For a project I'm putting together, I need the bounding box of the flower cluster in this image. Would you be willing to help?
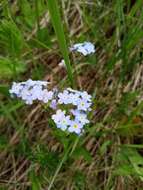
[70,41,95,56]
[9,80,92,135]
[51,88,92,134]
[9,79,53,105]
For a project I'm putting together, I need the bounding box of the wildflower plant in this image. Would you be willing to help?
[9,40,95,190]
[9,42,95,135]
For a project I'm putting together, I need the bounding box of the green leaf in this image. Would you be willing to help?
[116,147,143,178]
[17,0,36,28]
[28,145,59,176]
[0,57,26,78]
[114,164,135,176]
[0,20,24,56]
[99,140,112,155]
[29,170,41,190]
[0,85,9,96]
[129,0,143,17]
[72,146,92,163]
[0,135,9,150]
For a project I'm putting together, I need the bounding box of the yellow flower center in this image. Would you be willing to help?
[62,120,66,124]
[81,102,84,106]
[73,124,78,128]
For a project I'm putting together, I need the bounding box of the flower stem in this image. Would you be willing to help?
[48,146,70,190]
[69,136,80,157]
[48,136,80,190]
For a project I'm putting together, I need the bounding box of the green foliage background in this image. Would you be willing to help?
[1,0,143,189]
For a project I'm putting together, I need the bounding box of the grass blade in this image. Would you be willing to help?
[47,0,74,87]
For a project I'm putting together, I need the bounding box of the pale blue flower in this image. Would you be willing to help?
[71,109,89,125]
[10,82,93,135]
[67,88,92,103]
[52,109,71,131]
[25,79,48,87]
[50,99,57,110]
[52,109,65,124]
[42,90,53,103]
[58,90,70,104]
[57,88,92,111]
[56,124,67,131]
[68,93,79,105]
[68,120,83,134]
[75,113,89,125]
[70,42,95,56]
[56,115,71,131]
[80,91,92,102]
[9,82,24,97]
[77,98,92,111]
[31,85,43,100]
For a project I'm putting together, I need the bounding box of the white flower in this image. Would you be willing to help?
[71,109,89,124]
[42,90,53,103]
[70,42,95,56]
[9,82,24,97]
[68,93,79,105]
[59,59,66,68]
[31,85,43,100]
[77,98,92,111]
[52,109,71,131]
[57,115,71,131]
[80,91,92,102]
[68,120,83,134]
[58,90,70,104]
[75,113,89,124]
[50,99,57,110]
[52,110,65,124]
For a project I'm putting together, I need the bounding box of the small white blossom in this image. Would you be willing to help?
[68,120,83,134]
[50,99,57,110]
[68,93,79,105]
[52,110,65,124]
[70,42,95,56]
[52,109,71,131]
[71,109,89,125]
[31,85,43,100]
[42,90,53,103]
[80,91,92,102]
[77,98,92,111]
[59,59,66,68]
[9,82,24,97]
[9,79,52,104]
[58,90,70,104]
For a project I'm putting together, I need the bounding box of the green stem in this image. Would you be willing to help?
[48,136,80,190]
[69,136,80,157]
[35,0,40,33]
[48,146,70,190]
